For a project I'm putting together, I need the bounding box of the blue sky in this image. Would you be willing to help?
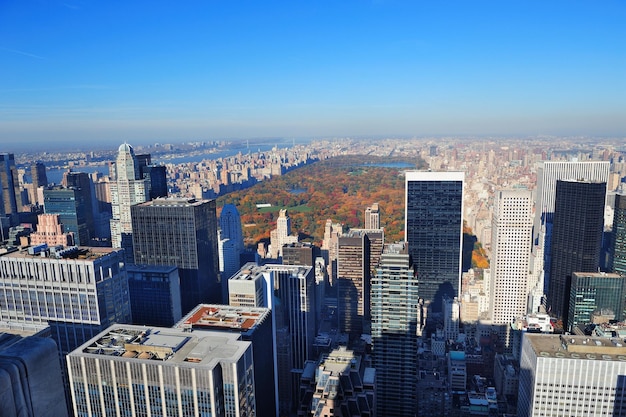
[1,1,624,150]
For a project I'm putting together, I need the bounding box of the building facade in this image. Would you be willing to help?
[610,193,626,276]
[0,153,22,216]
[126,264,182,327]
[568,272,626,331]
[337,230,371,336]
[405,171,464,314]
[131,198,221,313]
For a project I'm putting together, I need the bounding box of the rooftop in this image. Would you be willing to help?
[176,304,270,331]
[229,262,312,281]
[526,334,626,361]
[0,245,121,261]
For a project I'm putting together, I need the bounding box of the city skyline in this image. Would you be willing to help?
[1,1,625,150]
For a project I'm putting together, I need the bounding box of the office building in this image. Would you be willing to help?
[534,161,609,291]
[371,243,418,417]
[64,171,97,242]
[490,190,533,325]
[282,242,315,266]
[30,213,74,246]
[610,193,626,276]
[109,143,149,252]
[518,333,626,417]
[405,171,464,313]
[132,198,221,313]
[141,164,168,200]
[67,324,256,417]
[176,304,277,417]
[568,272,626,331]
[337,229,371,336]
[364,202,380,229]
[30,161,47,206]
[0,153,22,216]
[0,330,68,417]
[0,246,131,357]
[548,180,606,323]
[227,263,315,415]
[43,186,90,246]
[220,203,244,252]
[298,346,376,417]
[269,209,298,259]
[126,265,181,327]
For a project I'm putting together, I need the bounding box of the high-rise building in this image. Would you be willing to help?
[109,143,149,252]
[67,324,256,417]
[490,190,533,325]
[405,171,464,314]
[298,346,376,417]
[30,161,47,206]
[0,246,131,357]
[141,164,168,200]
[43,186,90,246]
[534,161,610,291]
[220,203,244,252]
[568,272,626,331]
[30,213,75,246]
[518,333,626,417]
[176,304,278,417]
[282,242,315,266]
[131,198,221,313]
[227,263,315,415]
[0,330,69,417]
[0,153,22,216]
[269,209,298,258]
[64,171,97,243]
[337,230,371,336]
[371,243,418,417]
[548,180,606,323]
[364,202,380,229]
[126,264,181,327]
[609,193,626,276]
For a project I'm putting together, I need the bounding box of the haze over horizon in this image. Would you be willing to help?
[1,1,625,150]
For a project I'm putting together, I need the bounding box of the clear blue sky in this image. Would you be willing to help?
[1,0,624,150]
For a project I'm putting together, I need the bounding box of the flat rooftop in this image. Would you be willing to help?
[0,245,121,261]
[176,304,270,331]
[526,334,626,360]
[229,262,311,281]
[73,324,249,366]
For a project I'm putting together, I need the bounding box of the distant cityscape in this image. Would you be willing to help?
[2,135,626,416]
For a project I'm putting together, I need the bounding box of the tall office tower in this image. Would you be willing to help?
[269,209,299,258]
[371,243,418,417]
[337,230,371,336]
[609,193,626,276]
[534,161,609,291]
[548,180,606,323]
[109,143,149,252]
[518,333,626,417]
[220,203,244,251]
[64,172,96,242]
[364,202,380,229]
[353,228,384,278]
[141,164,168,200]
[0,153,22,216]
[0,246,131,357]
[176,304,278,417]
[227,263,315,415]
[490,190,533,325]
[0,331,69,417]
[321,219,342,285]
[568,272,626,331]
[405,171,464,314]
[443,296,461,341]
[30,161,47,205]
[126,265,181,327]
[67,324,256,417]
[43,186,90,246]
[131,198,221,313]
[30,213,75,246]
[282,242,315,266]
[298,346,376,417]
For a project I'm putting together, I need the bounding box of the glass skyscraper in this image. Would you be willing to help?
[405,171,464,314]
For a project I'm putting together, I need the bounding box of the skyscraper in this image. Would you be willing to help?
[269,209,298,258]
[609,193,626,276]
[131,198,221,313]
[220,203,244,251]
[548,180,606,323]
[364,202,380,229]
[126,264,182,327]
[43,186,90,246]
[568,272,626,330]
[337,229,371,336]
[0,153,22,216]
[405,171,464,314]
[490,190,533,325]
[67,324,257,417]
[109,143,149,251]
[371,243,418,417]
[64,171,96,243]
[534,161,609,291]
[30,161,47,206]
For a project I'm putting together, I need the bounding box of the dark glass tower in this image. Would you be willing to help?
[405,171,464,314]
[30,161,48,205]
[548,180,606,322]
[568,272,626,331]
[0,153,22,216]
[64,172,96,243]
[43,187,90,246]
[131,198,221,314]
[610,193,626,277]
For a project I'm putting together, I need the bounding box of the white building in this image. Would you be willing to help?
[67,324,256,417]
[269,209,299,259]
[518,333,626,417]
[490,190,533,325]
